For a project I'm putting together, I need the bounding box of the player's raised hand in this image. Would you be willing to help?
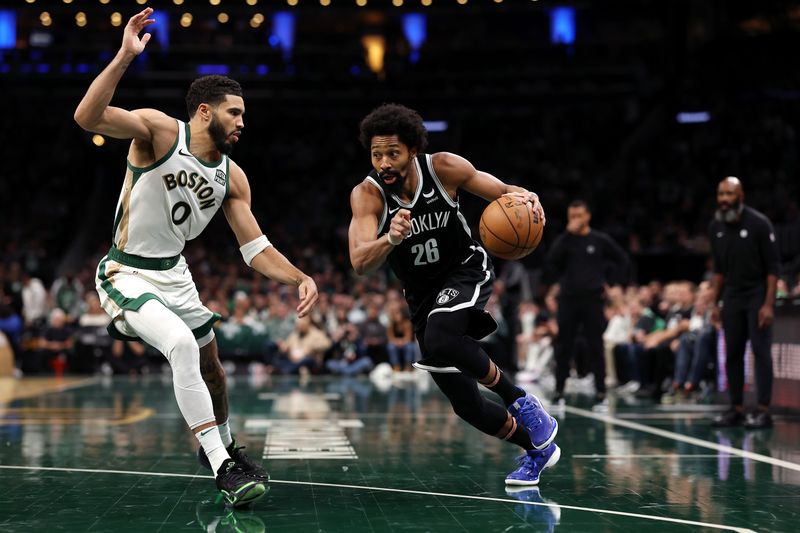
[122,8,155,56]
[296,275,319,318]
[388,209,412,245]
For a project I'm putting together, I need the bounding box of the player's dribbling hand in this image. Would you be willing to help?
[296,276,319,318]
[388,209,412,245]
[502,191,546,226]
[122,8,155,56]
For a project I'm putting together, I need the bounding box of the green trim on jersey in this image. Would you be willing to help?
[126,124,180,173]
[192,312,222,340]
[185,122,223,168]
[224,156,230,200]
[108,246,180,271]
[111,170,142,241]
[131,169,143,188]
[111,203,125,242]
[96,255,167,342]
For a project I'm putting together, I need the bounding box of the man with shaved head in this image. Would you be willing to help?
[709,177,780,429]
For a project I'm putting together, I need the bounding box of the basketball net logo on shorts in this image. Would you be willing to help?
[436,288,460,305]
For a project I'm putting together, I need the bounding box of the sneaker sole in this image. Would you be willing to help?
[222,482,267,509]
[531,417,558,450]
[505,445,561,486]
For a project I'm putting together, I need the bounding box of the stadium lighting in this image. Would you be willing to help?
[273,12,296,59]
[393,0,403,7]
[423,121,448,132]
[550,7,576,45]
[287,0,299,6]
[362,35,385,75]
[180,13,192,28]
[63,0,73,4]
[111,12,122,27]
[457,0,468,4]
[402,13,426,64]
[422,0,432,6]
[320,0,331,5]
[99,0,110,5]
[676,111,711,124]
[25,0,36,4]
[357,0,367,6]
[173,0,184,5]
[210,0,221,6]
[92,135,105,147]
[218,13,229,23]
[0,10,15,49]
[40,12,52,27]
[75,12,87,27]
[247,0,259,5]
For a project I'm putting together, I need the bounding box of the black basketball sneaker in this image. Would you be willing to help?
[200,440,270,482]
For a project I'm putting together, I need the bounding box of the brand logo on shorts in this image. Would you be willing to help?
[214,169,227,186]
[436,288,460,305]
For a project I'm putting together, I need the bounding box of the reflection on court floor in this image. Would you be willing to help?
[0,375,797,532]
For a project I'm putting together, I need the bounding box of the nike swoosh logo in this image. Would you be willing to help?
[460,253,474,264]
[389,207,400,214]
[422,188,435,198]
[178,149,194,158]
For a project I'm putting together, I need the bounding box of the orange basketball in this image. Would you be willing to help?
[479,197,544,260]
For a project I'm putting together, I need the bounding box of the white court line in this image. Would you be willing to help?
[564,405,800,473]
[572,454,728,459]
[0,464,754,532]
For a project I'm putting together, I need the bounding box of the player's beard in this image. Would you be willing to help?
[379,169,406,194]
[208,114,234,155]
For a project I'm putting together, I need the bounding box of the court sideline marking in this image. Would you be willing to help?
[564,405,800,473]
[0,464,754,532]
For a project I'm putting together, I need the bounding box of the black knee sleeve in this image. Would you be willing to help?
[424,311,489,378]
[432,372,508,436]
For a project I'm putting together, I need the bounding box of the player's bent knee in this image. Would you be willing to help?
[163,329,200,367]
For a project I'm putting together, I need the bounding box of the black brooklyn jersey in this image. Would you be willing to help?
[365,153,479,291]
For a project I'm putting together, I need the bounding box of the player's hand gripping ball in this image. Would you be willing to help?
[479,195,544,260]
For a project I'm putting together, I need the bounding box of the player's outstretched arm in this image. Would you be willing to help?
[223,162,319,317]
[432,152,545,225]
[348,182,409,275]
[74,8,169,141]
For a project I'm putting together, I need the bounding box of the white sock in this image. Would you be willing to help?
[196,426,230,474]
[218,419,233,448]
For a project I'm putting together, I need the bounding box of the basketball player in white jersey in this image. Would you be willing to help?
[74,8,318,508]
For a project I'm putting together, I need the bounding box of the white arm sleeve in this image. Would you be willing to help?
[240,235,272,266]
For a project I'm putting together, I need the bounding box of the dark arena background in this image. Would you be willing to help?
[1,1,800,531]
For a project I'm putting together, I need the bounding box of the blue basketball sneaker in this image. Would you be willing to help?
[505,443,561,486]
[508,393,558,450]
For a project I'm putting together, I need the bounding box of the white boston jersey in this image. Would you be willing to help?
[111,120,229,257]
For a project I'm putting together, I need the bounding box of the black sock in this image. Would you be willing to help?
[506,424,534,451]
[479,361,526,406]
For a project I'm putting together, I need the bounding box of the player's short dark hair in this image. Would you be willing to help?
[568,199,590,212]
[185,75,243,118]
[359,103,428,152]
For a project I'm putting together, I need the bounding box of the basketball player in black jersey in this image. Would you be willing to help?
[349,104,560,486]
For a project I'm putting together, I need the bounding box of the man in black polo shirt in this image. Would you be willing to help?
[546,200,629,407]
[709,177,780,429]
